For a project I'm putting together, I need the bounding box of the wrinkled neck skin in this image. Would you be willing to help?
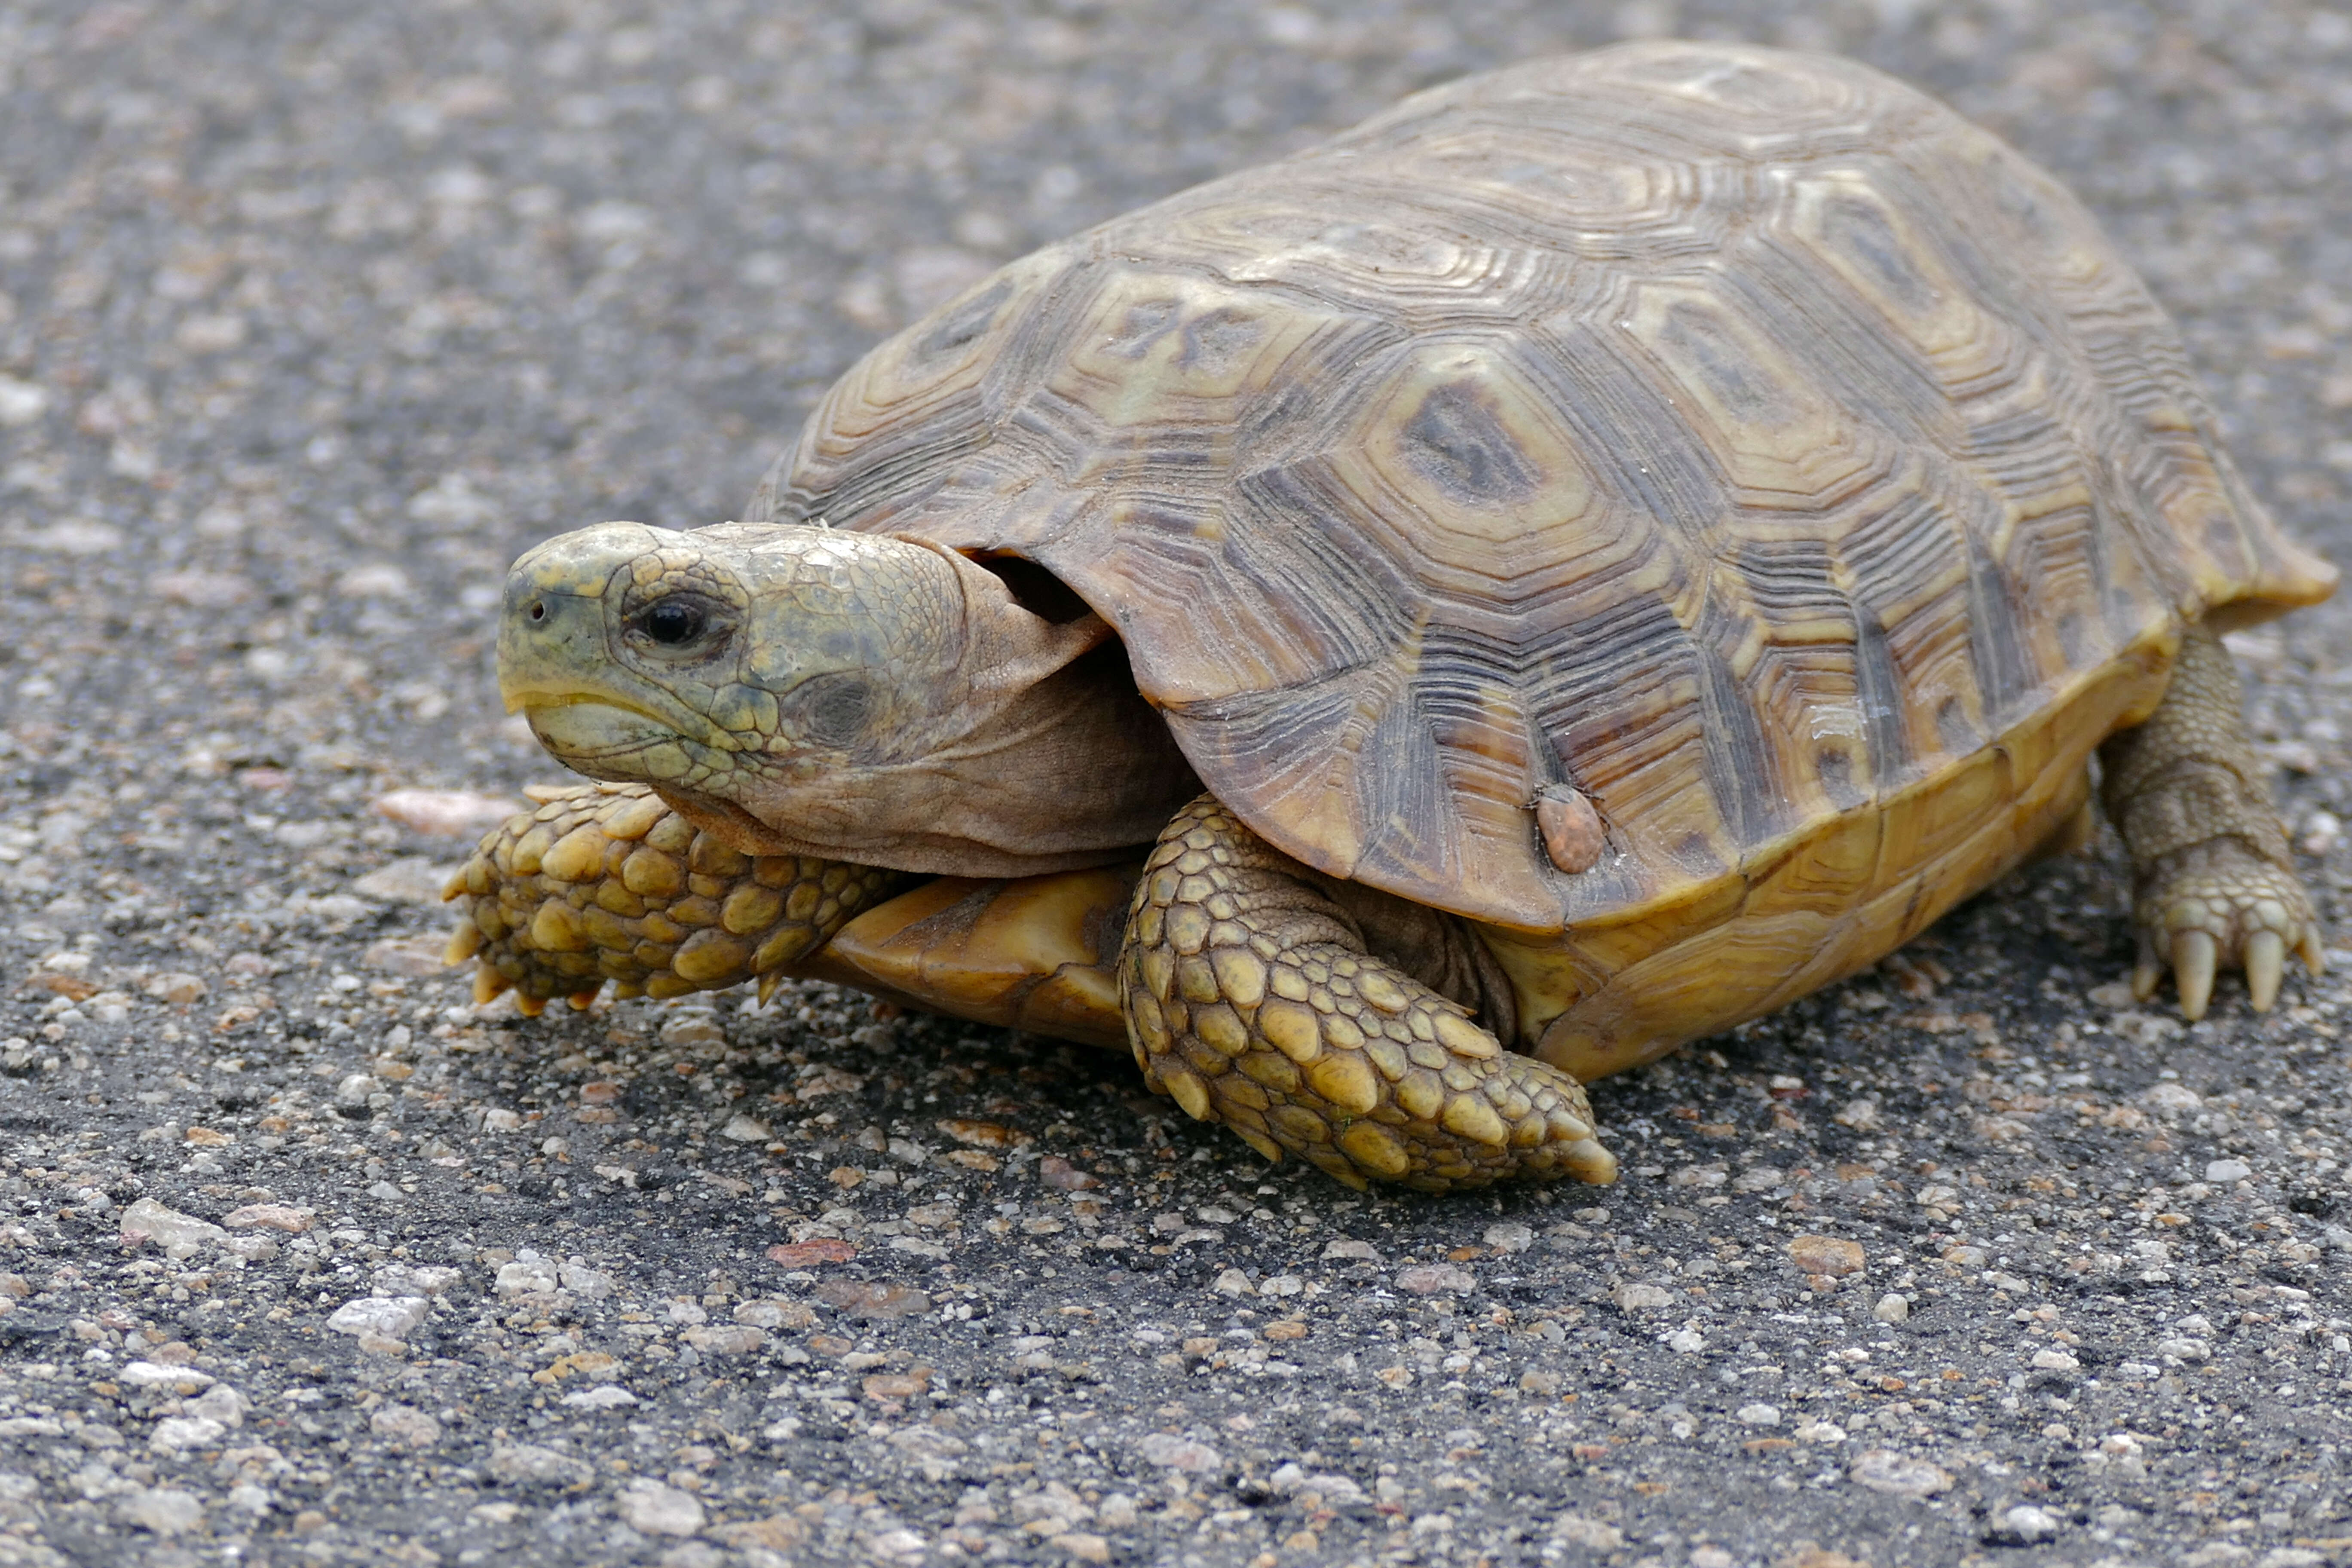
[638,525,1198,877]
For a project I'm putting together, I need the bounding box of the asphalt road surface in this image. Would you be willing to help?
[2,2,2350,1565]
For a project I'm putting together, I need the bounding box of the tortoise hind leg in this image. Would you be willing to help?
[2099,622,2325,1019]
[1121,796,1616,1191]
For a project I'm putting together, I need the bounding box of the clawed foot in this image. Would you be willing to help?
[442,782,900,1014]
[2130,837,2326,1020]
[1124,797,1618,1191]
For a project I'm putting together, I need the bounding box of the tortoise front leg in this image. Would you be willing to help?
[1122,796,1616,1192]
[444,783,905,1012]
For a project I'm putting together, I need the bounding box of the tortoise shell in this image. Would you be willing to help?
[750,40,2333,997]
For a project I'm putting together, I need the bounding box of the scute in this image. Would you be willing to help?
[757,41,2336,946]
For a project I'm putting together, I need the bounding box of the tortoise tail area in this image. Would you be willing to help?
[1482,638,2168,1081]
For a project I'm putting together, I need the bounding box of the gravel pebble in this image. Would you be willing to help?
[1850,1450,1957,1498]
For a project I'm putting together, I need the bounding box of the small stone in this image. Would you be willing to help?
[1481,1221,1534,1253]
[2204,1158,2252,1184]
[1612,1283,1674,1311]
[1519,1369,1562,1395]
[372,788,527,836]
[494,1259,560,1296]
[373,1263,460,1295]
[1038,1155,1100,1190]
[1735,1403,1782,1427]
[363,935,451,977]
[658,1012,727,1047]
[1136,1433,1222,1472]
[225,1203,315,1232]
[1395,1263,1475,1296]
[352,857,465,905]
[2030,1347,2079,1371]
[0,376,51,426]
[1049,1532,1111,1564]
[720,1114,770,1143]
[728,1300,803,1330]
[1849,1449,1954,1497]
[1667,1328,1706,1354]
[118,1197,225,1252]
[1993,1504,2061,1543]
[1553,1516,1624,1550]
[937,1118,1030,1148]
[1786,1234,1865,1277]
[616,1479,705,1537]
[151,570,254,607]
[370,1405,443,1448]
[186,1385,246,1427]
[560,1262,615,1299]
[563,1385,639,1409]
[148,1417,227,1453]
[141,972,208,1004]
[886,1427,970,1463]
[1321,1238,1378,1263]
[2157,1336,2211,1363]
[1872,1293,1910,1324]
[811,1280,931,1320]
[116,1486,205,1534]
[119,1361,215,1392]
[683,1325,766,1355]
[487,1442,594,1488]
[325,1295,430,1340]
[1210,1268,1253,1296]
[768,1240,856,1268]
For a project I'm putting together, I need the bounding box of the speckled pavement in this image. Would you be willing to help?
[2,3,2350,1565]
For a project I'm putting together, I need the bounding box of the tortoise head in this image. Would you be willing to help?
[496,520,1196,876]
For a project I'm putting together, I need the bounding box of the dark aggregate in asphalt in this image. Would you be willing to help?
[2,1,2351,1565]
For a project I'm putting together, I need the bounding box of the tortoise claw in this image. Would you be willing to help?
[444,922,485,964]
[2243,929,2285,1013]
[2170,928,2217,1022]
[2130,838,2323,1020]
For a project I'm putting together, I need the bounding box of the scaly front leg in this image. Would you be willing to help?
[1121,796,1615,1192]
[444,783,906,1012]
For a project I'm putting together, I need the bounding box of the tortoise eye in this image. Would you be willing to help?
[642,602,704,645]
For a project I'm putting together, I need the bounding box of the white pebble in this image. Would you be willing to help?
[115,1486,205,1534]
[148,1417,227,1454]
[2204,1158,2252,1185]
[2000,1504,2061,1542]
[614,1479,704,1537]
[325,1295,430,1340]
[1873,1293,1910,1323]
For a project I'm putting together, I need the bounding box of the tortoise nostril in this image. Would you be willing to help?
[528,601,547,623]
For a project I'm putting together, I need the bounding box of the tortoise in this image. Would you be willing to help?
[443,42,2334,1192]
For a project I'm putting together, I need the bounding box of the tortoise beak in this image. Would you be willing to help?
[496,523,736,781]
